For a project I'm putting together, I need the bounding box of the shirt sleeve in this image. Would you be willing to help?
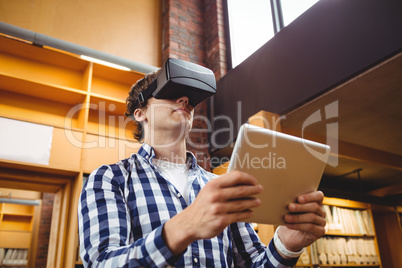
[78,165,182,268]
[231,222,299,267]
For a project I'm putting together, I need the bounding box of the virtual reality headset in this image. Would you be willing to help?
[136,58,217,107]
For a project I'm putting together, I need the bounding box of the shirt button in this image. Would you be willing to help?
[177,193,182,198]
[194,257,198,263]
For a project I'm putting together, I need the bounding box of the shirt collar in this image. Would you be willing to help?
[137,143,198,170]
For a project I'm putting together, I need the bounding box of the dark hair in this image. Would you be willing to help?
[125,70,160,142]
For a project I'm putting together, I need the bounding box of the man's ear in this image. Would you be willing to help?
[134,108,147,122]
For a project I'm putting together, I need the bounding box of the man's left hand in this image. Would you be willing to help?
[279,190,326,252]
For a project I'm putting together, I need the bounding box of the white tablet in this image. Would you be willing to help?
[227,123,330,225]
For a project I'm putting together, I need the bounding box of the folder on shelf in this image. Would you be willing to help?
[0,248,5,264]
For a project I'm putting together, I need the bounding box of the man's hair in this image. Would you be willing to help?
[125,70,160,142]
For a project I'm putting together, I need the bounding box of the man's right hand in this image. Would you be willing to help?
[162,171,263,255]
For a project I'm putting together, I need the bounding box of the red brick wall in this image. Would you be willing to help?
[205,0,228,80]
[35,193,55,268]
[162,0,227,170]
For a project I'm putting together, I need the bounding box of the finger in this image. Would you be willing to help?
[217,184,263,201]
[297,191,324,205]
[288,202,326,218]
[217,171,259,188]
[227,209,255,223]
[221,198,261,214]
[284,212,327,227]
[285,222,326,238]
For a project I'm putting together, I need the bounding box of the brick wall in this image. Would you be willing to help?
[35,193,55,268]
[204,0,228,80]
[162,0,227,171]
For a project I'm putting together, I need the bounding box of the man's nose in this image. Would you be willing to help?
[176,96,189,105]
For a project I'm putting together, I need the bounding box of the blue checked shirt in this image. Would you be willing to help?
[78,143,299,267]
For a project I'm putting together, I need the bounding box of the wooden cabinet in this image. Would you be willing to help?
[0,203,36,267]
[0,35,142,140]
[296,197,382,267]
[370,204,402,267]
[0,34,145,267]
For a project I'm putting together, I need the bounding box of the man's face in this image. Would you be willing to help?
[144,96,194,139]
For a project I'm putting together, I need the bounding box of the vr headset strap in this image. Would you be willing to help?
[136,79,157,106]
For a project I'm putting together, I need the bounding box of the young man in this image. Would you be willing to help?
[78,67,326,267]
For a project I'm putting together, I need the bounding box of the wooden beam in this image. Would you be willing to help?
[47,189,62,268]
[0,168,71,184]
[282,127,402,171]
[56,181,70,268]
[248,111,282,131]
[0,159,80,176]
[29,200,42,268]
[0,179,61,193]
[369,184,402,197]
[64,174,83,268]
[47,183,70,268]
[212,161,229,175]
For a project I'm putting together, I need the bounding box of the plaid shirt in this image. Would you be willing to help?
[78,143,299,267]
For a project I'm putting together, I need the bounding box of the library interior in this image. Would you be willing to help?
[0,0,401,267]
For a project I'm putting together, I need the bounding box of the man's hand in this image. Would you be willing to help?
[278,191,326,252]
[163,171,263,255]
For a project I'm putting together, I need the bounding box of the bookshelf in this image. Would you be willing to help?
[296,197,382,267]
[0,203,36,267]
[0,34,145,267]
[211,111,389,268]
[0,35,142,136]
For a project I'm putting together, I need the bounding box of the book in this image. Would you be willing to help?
[310,237,379,265]
[1,248,29,265]
[0,248,5,264]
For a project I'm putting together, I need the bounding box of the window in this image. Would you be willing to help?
[226,0,274,68]
[226,0,320,68]
[281,0,319,26]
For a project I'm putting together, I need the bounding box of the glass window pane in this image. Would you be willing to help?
[227,0,274,67]
[281,0,319,26]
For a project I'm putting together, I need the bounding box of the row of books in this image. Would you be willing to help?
[297,237,379,266]
[323,205,375,235]
[0,248,28,266]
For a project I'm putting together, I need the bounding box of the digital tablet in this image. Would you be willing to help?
[227,123,331,225]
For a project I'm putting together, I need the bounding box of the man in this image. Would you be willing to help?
[78,62,326,267]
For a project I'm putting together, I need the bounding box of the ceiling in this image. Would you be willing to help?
[280,52,402,205]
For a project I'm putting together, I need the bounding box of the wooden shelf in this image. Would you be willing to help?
[89,93,127,116]
[0,34,146,267]
[0,248,29,267]
[0,73,87,105]
[0,35,88,72]
[0,230,32,248]
[0,264,28,268]
[1,263,28,267]
[0,90,84,130]
[86,107,135,140]
[324,232,376,238]
[316,265,380,267]
[1,215,32,231]
[1,204,34,215]
[296,197,382,268]
[0,203,34,248]
[0,53,87,92]
[92,63,143,85]
[91,64,142,102]
[323,197,370,210]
